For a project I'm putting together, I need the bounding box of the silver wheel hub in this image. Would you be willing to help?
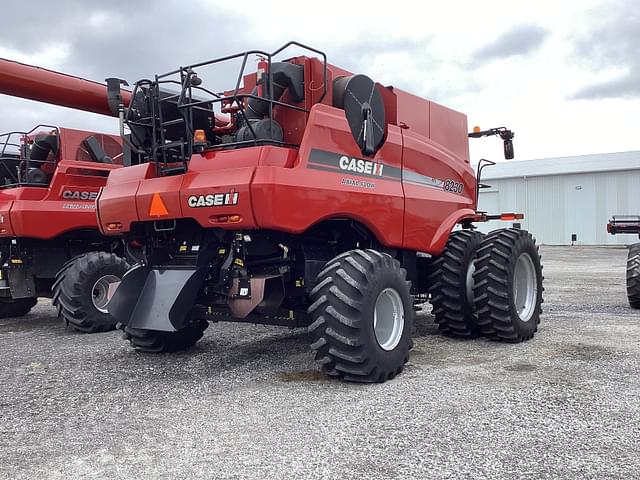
[92,274,120,314]
[513,253,537,322]
[373,288,405,351]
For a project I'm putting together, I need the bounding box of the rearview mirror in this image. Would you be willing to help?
[504,139,514,160]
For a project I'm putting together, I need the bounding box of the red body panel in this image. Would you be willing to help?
[96,163,153,233]
[253,104,405,247]
[0,128,122,239]
[401,129,476,252]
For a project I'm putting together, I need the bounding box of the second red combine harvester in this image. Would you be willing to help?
[100,42,544,382]
[0,60,132,330]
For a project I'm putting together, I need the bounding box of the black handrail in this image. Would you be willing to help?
[123,42,328,174]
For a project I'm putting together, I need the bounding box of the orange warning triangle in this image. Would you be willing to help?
[149,192,169,217]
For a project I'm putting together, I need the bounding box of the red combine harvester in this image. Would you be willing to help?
[607,216,640,308]
[99,42,543,382]
[0,59,132,330]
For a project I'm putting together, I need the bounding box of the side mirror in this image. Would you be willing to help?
[468,126,515,160]
[504,139,514,159]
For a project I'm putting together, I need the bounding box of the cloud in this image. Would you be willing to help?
[1,0,639,161]
[0,0,255,133]
[569,0,640,99]
[0,0,248,84]
[571,75,640,100]
[472,24,549,63]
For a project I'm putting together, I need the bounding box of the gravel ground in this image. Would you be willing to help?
[1,245,639,479]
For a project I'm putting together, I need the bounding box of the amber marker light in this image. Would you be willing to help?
[210,214,242,224]
[194,129,207,143]
[500,213,524,221]
[107,222,123,231]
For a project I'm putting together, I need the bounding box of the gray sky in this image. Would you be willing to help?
[0,0,638,162]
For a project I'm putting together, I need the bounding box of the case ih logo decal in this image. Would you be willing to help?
[188,191,239,208]
[62,190,98,200]
[307,149,400,180]
[338,156,384,176]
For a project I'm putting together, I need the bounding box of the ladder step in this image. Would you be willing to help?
[157,140,186,149]
[161,166,187,175]
[161,118,185,127]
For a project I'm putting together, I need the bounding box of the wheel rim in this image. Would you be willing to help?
[513,253,537,322]
[373,287,405,351]
[92,275,120,313]
[465,260,476,307]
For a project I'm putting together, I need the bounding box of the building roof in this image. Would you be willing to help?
[475,151,640,180]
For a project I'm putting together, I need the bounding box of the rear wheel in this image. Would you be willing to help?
[52,252,129,333]
[122,320,209,353]
[627,243,640,309]
[308,249,414,383]
[0,297,37,318]
[474,229,544,342]
[428,230,484,338]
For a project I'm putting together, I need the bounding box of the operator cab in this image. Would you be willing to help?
[0,126,120,188]
[0,126,60,187]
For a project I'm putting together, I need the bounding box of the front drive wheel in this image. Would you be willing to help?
[627,243,640,309]
[52,252,129,333]
[308,249,414,383]
[0,297,37,318]
[122,320,209,353]
[473,229,544,342]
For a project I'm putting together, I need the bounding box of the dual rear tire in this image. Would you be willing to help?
[473,229,544,342]
[429,228,544,342]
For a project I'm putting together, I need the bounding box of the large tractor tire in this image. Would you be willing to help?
[473,229,544,342]
[0,297,37,318]
[308,249,414,383]
[627,243,640,309]
[122,320,209,353]
[52,251,129,333]
[428,230,484,338]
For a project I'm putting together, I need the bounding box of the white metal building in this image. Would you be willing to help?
[475,151,640,245]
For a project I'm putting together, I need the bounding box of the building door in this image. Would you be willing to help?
[565,176,596,245]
